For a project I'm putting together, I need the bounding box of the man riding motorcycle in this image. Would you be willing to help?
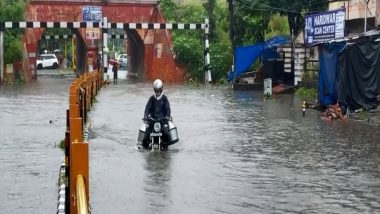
[142,79,171,149]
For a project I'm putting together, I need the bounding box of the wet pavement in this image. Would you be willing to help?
[89,78,380,213]
[1,74,380,213]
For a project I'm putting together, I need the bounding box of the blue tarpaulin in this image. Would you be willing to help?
[262,48,279,61]
[228,36,289,81]
[318,42,346,106]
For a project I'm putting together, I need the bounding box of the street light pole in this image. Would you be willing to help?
[227,0,236,84]
[228,0,235,48]
[0,30,3,84]
[102,16,108,79]
[364,0,369,32]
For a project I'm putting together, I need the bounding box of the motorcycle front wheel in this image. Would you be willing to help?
[160,145,168,151]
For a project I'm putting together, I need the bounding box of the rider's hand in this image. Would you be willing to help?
[143,116,148,121]
[164,116,170,121]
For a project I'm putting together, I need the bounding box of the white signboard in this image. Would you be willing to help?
[305,8,346,45]
[264,78,272,96]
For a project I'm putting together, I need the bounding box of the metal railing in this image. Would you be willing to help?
[76,175,88,214]
[57,68,103,214]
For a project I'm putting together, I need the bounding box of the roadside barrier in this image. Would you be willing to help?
[59,69,103,214]
[302,101,306,117]
[76,175,88,214]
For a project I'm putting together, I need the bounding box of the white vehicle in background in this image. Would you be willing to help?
[36,54,59,69]
[117,54,128,69]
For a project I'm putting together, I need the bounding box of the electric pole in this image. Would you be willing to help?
[364,0,369,32]
[227,0,236,83]
[0,30,3,84]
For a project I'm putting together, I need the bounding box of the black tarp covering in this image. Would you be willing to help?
[338,41,380,110]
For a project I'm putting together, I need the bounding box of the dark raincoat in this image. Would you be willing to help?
[144,94,171,119]
[142,94,171,146]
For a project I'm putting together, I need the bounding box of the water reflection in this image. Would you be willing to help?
[143,151,172,210]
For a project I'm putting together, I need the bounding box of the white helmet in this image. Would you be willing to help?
[153,79,163,93]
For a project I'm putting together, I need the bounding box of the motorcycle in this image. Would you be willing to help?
[137,117,179,151]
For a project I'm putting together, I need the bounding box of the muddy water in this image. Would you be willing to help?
[1,75,379,213]
[89,79,380,214]
[0,77,73,213]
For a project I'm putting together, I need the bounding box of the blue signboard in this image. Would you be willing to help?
[305,8,345,45]
[82,6,102,22]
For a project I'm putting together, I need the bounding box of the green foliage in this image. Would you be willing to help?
[173,36,204,81]
[0,0,26,64]
[0,0,25,21]
[160,0,178,21]
[177,4,206,23]
[233,0,329,45]
[167,0,329,83]
[233,1,273,45]
[170,3,206,42]
[304,62,319,82]
[357,110,370,120]
[209,42,232,81]
[59,139,65,150]
[265,14,289,39]
[161,0,329,83]
[295,87,317,99]
[161,0,232,83]
[43,29,71,36]
[215,4,230,42]
[3,37,23,64]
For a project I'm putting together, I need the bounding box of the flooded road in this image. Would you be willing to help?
[0,76,73,213]
[89,78,380,213]
[1,74,380,213]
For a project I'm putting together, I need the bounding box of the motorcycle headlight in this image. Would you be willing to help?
[154,122,161,132]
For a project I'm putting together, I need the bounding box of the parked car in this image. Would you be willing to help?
[36,54,59,69]
[117,54,128,63]
[117,54,128,69]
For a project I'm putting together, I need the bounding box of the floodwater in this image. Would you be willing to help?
[0,75,73,213]
[1,74,380,213]
[89,79,380,213]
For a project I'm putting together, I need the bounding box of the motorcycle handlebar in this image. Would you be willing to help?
[142,117,171,122]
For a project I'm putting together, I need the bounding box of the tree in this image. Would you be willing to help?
[160,0,232,83]
[0,0,26,64]
[160,0,178,21]
[265,14,289,40]
[168,2,207,81]
[233,0,329,44]
[277,0,328,38]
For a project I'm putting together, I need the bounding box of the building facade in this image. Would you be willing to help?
[329,0,380,34]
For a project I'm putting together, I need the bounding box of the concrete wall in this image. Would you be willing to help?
[329,0,380,32]
[329,0,377,20]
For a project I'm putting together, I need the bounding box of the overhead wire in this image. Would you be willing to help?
[235,0,347,32]
[236,0,331,33]
[237,0,329,14]
[292,0,328,8]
